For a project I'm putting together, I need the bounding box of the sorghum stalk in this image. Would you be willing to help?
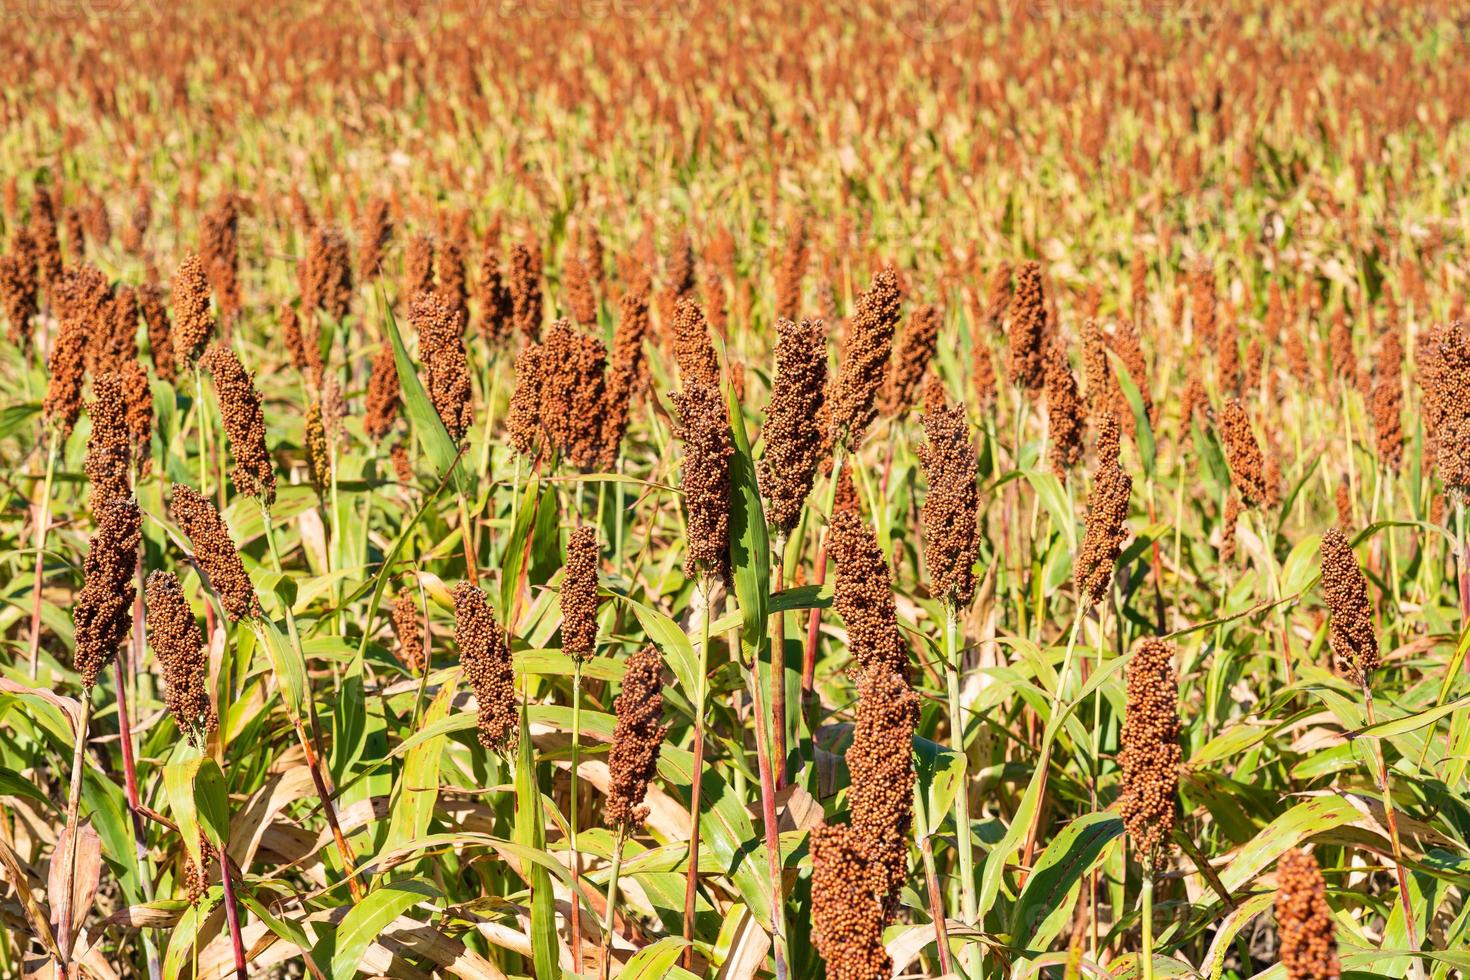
[55,691,93,964]
[25,430,58,678]
[599,825,627,980]
[259,503,364,901]
[743,611,790,980]
[680,575,714,971]
[943,602,977,977]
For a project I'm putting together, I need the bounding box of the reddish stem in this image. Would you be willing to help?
[218,850,248,979]
[800,538,829,733]
[920,836,954,975]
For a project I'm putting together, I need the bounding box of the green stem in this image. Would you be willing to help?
[1141,871,1155,980]
[943,603,978,979]
[570,656,584,966]
[1019,604,1086,877]
[680,576,713,971]
[600,825,628,980]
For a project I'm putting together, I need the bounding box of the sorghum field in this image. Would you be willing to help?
[1,1,1468,978]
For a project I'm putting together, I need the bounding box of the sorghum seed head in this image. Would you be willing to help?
[760,317,829,533]
[73,497,141,688]
[305,225,353,321]
[829,510,909,679]
[830,268,901,449]
[1075,414,1132,604]
[170,483,261,622]
[138,282,175,382]
[1007,261,1047,390]
[560,526,600,662]
[846,664,919,914]
[1318,527,1379,687]
[145,570,217,746]
[364,340,401,443]
[452,581,517,752]
[598,288,652,468]
[1275,849,1340,980]
[510,241,543,340]
[673,379,733,580]
[412,291,473,443]
[356,197,393,282]
[171,253,215,368]
[85,373,133,513]
[391,587,424,673]
[811,822,893,980]
[202,344,276,506]
[879,303,941,418]
[43,315,87,438]
[508,341,545,459]
[917,391,979,607]
[605,645,669,828]
[672,297,720,389]
[1218,397,1269,507]
[1117,637,1180,867]
[1043,338,1086,472]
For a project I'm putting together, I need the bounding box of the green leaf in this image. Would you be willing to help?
[724,379,769,656]
[1023,469,1075,547]
[622,936,694,978]
[380,295,467,497]
[1110,352,1156,478]
[515,702,562,980]
[383,684,452,867]
[1350,692,1470,741]
[621,593,700,700]
[162,757,204,866]
[1219,796,1361,893]
[912,736,965,841]
[193,758,231,851]
[322,877,438,980]
[1010,811,1123,950]
[500,470,541,627]
[254,616,307,722]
